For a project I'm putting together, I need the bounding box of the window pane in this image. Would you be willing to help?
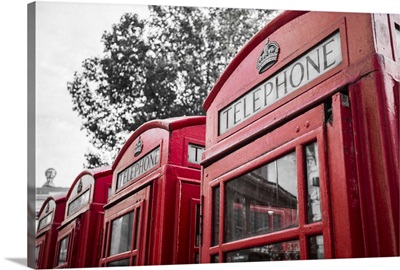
[67,189,90,216]
[224,152,298,242]
[305,142,322,223]
[395,23,400,56]
[109,212,134,256]
[309,235,324,259]
[38,212,53,231]
[212,186,220,246]
[134,208,140,250]
[211,254,219,263]
[195,203,201,247]
[107,258,130,267]
[132,256,137,266]
[35,246,40,264]
[58,236,69,265]
[102,223,109,258]
[225,239,300,262]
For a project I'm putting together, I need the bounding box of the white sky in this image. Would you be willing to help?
[1,0,400,269]
[35,2,150,188]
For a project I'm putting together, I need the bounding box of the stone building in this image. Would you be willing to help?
[36,168,69,228]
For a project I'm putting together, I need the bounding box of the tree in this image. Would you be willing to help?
[67,5,277,168]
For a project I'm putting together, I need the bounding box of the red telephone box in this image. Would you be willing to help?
[54,166,112,268]
[200,11,399,263]
[98,116,205,267]
[35,194,66,269]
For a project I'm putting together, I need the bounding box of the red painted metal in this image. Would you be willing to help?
[326,92,363,258]
[53,166,112,269]
[99,116,206,266]
[201,10,399,263]
[35,194,66,269]
[201,105,333,262]
[35,10,399,267]
[348,71,399,256]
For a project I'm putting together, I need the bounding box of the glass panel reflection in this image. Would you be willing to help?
[38,212,53,231]
[134,208,140,250]
[107,258,130,267]
[395,24,400,56]
[195,204,201,247]
[35,245,40,265]
[109,212,134,256]
[309,235,324,259]
[211,255,219,263]
[225,239,300,262]
[212,186,220,246]
[224,152,298,242]
[67,189,90,216]
[305,142,321,223]
[58,236,69,265]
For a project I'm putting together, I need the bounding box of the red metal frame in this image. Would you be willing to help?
[35,194,66,269]
[100,185,150,266]
[188,197,201,263]
[99,116,206,266]
[202,105,334,262]
[348,71,399,257]
[172,178,202,264]
[54,166,112,268]
[201,10,399,263]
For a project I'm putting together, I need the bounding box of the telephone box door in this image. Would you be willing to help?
[202,92,362,262]
[174,180,201,264]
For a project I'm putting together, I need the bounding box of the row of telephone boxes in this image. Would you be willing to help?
[35,10,399,269]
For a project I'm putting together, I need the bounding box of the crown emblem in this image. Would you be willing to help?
[77,179,83,194]
[256,38,279,74]
[134,137,143,157]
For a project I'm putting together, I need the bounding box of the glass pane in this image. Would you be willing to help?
[305,142,322,223]
[67,189,90,216]
[194,253,199,264]
[107,258,130,267]
[132,256,137,266]
[134,208,140,250]
[58,236,69,265]
[225,239,300,262]
[395,23,400,56]
[309,235,324,259]
[212,186,220,246]
[224,152,298,242]
[195,203,201,247]
[211,255,219,263]
[109,212,134,256]
[38,212,53,231]
[102,223,109,258]
[35,246,40,264]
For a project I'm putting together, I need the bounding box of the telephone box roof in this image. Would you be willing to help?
[203,10,307,110]
[65,165,112,200]
[37,193,67,218]
[112,116,206,170]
